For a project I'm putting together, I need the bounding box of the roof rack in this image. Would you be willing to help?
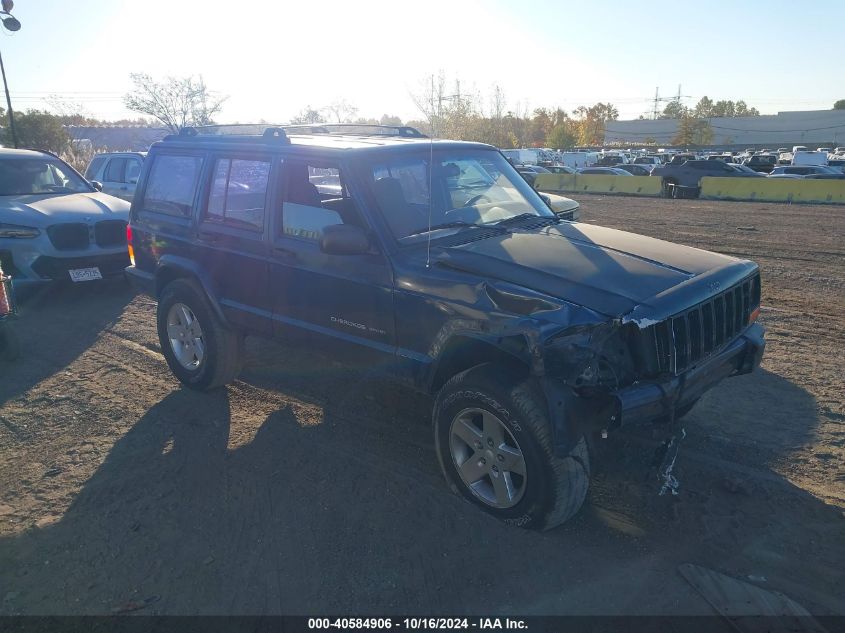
[162,123,427,143]
[283,124,427,138]
[163,125,291,144]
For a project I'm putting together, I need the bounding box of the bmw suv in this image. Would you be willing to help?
[0,148,131,285]
[126,124,765,530]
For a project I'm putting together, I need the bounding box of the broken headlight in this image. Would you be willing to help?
[543,323,636,391]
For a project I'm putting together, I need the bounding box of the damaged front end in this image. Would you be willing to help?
[536,270,766,458]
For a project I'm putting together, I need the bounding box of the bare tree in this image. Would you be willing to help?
[322,99,359,123]
[123,73,227,133]
[290,106,325,124]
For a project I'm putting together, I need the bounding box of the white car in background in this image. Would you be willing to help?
[0,149,130,285]
[84,151,146,201]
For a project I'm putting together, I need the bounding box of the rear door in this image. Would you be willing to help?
[268,156,395,365]
[194,153,274,336]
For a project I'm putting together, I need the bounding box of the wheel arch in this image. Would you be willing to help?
[154,256,228,326]
[427,334,532,395]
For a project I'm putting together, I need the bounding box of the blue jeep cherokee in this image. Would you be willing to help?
[126,124,765,529]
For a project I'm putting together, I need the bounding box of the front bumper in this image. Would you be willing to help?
[1,236,128,284]
[614,323,765,426]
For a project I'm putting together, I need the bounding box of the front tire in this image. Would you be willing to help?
[156,278,243,390]
[433,364,590,530]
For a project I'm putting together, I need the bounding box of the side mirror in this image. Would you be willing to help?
[90,180,103,191]
[320,224,370,256]
[539,194,553,209]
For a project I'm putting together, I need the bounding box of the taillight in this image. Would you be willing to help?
[126,223,135,266]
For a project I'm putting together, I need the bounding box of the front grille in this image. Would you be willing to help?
[47,223,89,251]
[31,252,130,280]
[632,273,761,376]
[95,220,128,247]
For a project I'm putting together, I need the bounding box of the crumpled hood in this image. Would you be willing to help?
[0,192,130,227]
[434,221,747,317]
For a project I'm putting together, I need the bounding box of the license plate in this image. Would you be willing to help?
[68,267,103,282]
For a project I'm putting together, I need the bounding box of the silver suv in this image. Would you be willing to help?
[84,151,146,201]
[0,148,131,285]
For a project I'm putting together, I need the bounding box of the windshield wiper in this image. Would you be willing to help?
[492,212,557,226]
[404,220,508,239]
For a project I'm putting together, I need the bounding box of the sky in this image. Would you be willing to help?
[1,0,844,124]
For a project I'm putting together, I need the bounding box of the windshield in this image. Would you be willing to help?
[364,149,555,243]
[0,159,92,196]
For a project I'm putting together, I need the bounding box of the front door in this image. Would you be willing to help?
[268,158,395,366]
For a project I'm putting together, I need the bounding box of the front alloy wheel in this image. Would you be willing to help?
[449,407,527,508]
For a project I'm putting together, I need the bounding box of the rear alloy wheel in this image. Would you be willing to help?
[166,303,205,370]
[157,278,243,390]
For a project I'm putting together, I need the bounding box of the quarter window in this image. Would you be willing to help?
[141,154,204,217]
[206,158,271,231]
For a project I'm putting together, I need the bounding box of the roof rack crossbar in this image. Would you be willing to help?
[283,124,427,138]
[163,125,291,144]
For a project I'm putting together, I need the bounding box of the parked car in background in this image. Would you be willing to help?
[615,164,653,176]
[85,152,147,201]
[741,154,778,173]
[0,149,130,285]
[769,165,843,177]
[652,159,763,196]
[577,167,632,176]
[544,165,577,174]
[668,153,696,165]
[728,164,768,176]
[633,155,662,166]
[514,164,551,186]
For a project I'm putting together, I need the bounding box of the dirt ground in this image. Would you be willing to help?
[0,196,843,619]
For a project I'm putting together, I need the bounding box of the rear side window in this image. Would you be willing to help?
[85,155,107,180]
[206,158,271,231]
[104,157,126,182]
[142,154,204,217]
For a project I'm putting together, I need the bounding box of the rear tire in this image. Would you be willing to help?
[434,364,590,530]
[156,278,243,390]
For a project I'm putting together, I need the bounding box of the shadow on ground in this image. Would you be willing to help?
[0,279,133,409]
[1,335,843,617]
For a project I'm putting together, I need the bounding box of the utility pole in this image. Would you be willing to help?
[0,51,17,148]
[653,87,659,120]
[0,0,21,149]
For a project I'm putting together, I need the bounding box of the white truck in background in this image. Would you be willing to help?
[792,151,829,166]
[558,151,600,169]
